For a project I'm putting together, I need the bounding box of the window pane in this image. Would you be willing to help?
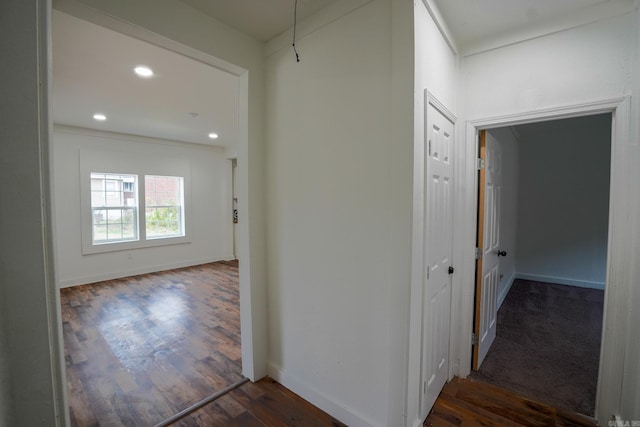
[93,224,107,242]
[144,175,184,239]
[91,173,139,244]
[107,223,123,239]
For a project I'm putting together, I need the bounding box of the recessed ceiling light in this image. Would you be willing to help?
[134,66,154,78]
[208,133,219,139]
[93,113,107,121]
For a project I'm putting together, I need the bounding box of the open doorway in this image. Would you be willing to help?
[59,262,241,425]
[51,9,249,425]
[471,114,611,416]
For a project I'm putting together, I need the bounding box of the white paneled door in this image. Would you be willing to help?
[421,97,455,417]
[473,130,502,370]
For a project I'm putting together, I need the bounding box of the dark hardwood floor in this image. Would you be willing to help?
[425,377,598,427]
[62,261,345,427]
[61,261,244,426]
[68,262,595,427]
[172,378,346,427]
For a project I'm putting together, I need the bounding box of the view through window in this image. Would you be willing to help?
[145,175,185,239]
[90,173,138,244]
[90,173,185,245]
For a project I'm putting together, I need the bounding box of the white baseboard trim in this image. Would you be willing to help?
[497,272,517,309]
[515,273,605,290]
[267,361,378,427]
[57,256,229,288]
[412,417,426,427]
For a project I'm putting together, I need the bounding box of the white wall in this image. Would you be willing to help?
[52,126,233,287]
[514,115,611,289]
[461,9,640,424]
[485,128,519,306]
[408,1,460,425]
[0,0,65,424]
[463,12,636,119]
[414,1,457,111]
[264,0,413,425]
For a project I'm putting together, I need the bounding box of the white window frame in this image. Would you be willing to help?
[90,172,139,244]
[80,149,192,255]
[144,175,186,240]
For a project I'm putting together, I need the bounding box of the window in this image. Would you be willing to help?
[87,172,187,251]
[145,175,185,239]
[81,149,191,255]
[90,173,138,244]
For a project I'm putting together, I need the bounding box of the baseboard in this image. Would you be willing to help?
[497,272,517,309]
[515,273,605,290]
[57,256,228,288]
[267,361,378,427]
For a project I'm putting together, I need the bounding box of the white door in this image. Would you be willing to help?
[472,130,503,370]
[421,99,454,416]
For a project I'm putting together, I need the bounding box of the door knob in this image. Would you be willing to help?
[497,250,507,257]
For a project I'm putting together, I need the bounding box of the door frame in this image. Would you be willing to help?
[456,96,632,425]
[49,2,265,423]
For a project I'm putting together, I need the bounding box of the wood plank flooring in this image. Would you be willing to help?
[173,378,346,427]
[425,377,598,427]
[61,261,244,426]
[66,262,597,427]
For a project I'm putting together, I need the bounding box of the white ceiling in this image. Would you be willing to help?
[431,0,614,49]
[52,10,239,148]
[180,0,342,41]
[52,1,617,148]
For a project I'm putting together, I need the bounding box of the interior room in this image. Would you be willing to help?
[2,1,639,427]
[51,10,244,425]
[470,114,612,417]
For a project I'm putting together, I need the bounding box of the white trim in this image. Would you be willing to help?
[42,1,68,425]
[458,96,633,427]
[406,91,427,427]
[267,362,378,427]
[426,91,457,123]
[420,0,458,54]
[596,95,634,425]
[515,273,605,291]
[469,97,626,129]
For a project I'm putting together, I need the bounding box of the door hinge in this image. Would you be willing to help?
[448,266,454,275]
[423,380,427,394]
[477,158,485,170]
[472,333,479,345]
[428,139,432,156]
[475,247,482,260]
[426,265,430,280]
